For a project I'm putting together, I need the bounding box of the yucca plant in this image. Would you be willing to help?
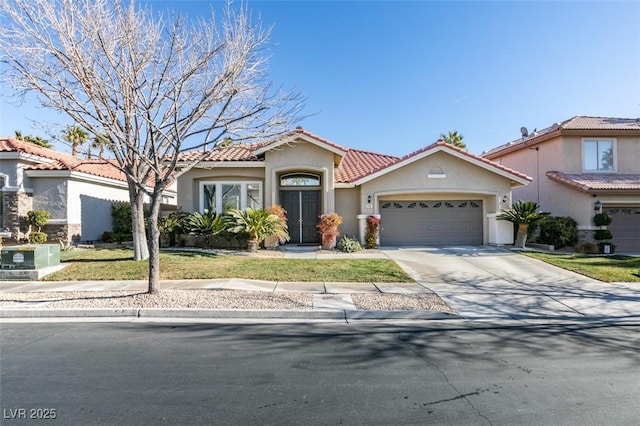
[227,208,290,252]
[497,201,549,248]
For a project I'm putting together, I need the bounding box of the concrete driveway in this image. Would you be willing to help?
[383,246,640,322]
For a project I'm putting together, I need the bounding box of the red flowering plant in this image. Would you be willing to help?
[365,216,380,249]
[316,212,343,250]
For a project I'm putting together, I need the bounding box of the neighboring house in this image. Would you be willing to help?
[176,127,531,246]
[0,137,177,243]
[484,116,640,252]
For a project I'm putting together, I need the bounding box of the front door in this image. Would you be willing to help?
[280,190,321,244]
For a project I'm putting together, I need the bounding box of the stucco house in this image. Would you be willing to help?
[483,116,640,252]
[0,137,176,243]
[176,127,531,246]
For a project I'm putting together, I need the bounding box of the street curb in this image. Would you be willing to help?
[0,308,460,320]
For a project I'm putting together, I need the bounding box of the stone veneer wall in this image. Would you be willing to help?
[43,223,82,244]
[1,191,34,241]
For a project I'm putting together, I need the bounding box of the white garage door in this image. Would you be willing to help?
[604,207,640,252]
[379,200,483,246]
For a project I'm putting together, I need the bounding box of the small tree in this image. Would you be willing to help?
[27,210,50,244]
[497,201,549,249]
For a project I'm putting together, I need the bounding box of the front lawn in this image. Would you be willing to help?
[523,253,640,283]
[48,249,413,282]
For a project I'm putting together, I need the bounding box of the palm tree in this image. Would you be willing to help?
[497,201,550,248]
[14,130,52,148]
[227,208,290,252]
[440,130,466,150]
[90,134,109,159]
[61,125,89,156]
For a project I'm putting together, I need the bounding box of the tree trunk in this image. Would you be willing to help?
[128,181,149,261]
[147,192,162,294]
[515,224,528,248]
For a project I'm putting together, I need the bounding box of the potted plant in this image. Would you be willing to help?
[227,208,290,253]
[317,212,343,250]
[264,205,288,249]
[497,201,549,248]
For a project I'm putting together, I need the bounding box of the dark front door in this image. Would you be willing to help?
[280,190,321,244]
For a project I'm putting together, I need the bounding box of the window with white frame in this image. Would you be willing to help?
[583,139,615,172]
[200,181,262,214]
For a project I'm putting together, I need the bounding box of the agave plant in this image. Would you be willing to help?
[497,201,550,248]
[227,208,290,252]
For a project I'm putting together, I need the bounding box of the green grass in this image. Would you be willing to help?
[523,252,640,283]
[48,249,413,282]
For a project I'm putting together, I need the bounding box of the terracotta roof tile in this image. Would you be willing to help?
[178,143,262,162]
[546,171,640,192]
[336,149,399,182]
[1,137,126,182]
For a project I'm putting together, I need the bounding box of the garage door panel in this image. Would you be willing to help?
[604,207,640,252]
[380,200,483,246]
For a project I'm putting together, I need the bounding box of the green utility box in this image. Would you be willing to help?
[0,244,60,270]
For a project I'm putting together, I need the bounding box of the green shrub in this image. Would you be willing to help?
[338,236,363,253]
[537,216,578,249]
[111,202,133,238]
[29,231,47,244]
[575,242,598,254]
[594,229,613,240]
[101,231,115,243]
[27,210,50,231]
[597,242,616,254]
[593,213,612,227]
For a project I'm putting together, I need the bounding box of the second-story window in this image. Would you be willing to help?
[583,139,614,172]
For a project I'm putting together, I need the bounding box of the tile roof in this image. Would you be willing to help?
[335,149,399,183]
[546,171,640,192]
[177,129,530,184]
[484,115,640,158]
[0,137,127,182]
[177,143,263,162]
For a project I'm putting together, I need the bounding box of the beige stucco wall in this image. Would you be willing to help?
[177,166,265,212]
[335,187,360,237]
[264,139,336,213]
[358,151,517,244]
[491,134,640,228]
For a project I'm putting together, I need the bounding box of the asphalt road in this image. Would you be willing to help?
[2,320,639,425]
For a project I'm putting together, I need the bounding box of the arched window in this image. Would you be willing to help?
[280,173,320,187]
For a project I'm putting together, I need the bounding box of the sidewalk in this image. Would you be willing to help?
[0,245,458,320]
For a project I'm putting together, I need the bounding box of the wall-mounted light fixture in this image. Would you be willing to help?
[367,195,372,204]
[594,199,602,213]
[502,194,509,204]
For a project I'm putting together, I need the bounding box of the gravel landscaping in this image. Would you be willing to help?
[0,289,456,312]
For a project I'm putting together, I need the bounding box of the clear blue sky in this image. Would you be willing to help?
[1,0,638,156]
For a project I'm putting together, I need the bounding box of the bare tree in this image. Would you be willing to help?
[0,0,303,293]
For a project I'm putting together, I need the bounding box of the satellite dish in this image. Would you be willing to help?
[520,127,529,137]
